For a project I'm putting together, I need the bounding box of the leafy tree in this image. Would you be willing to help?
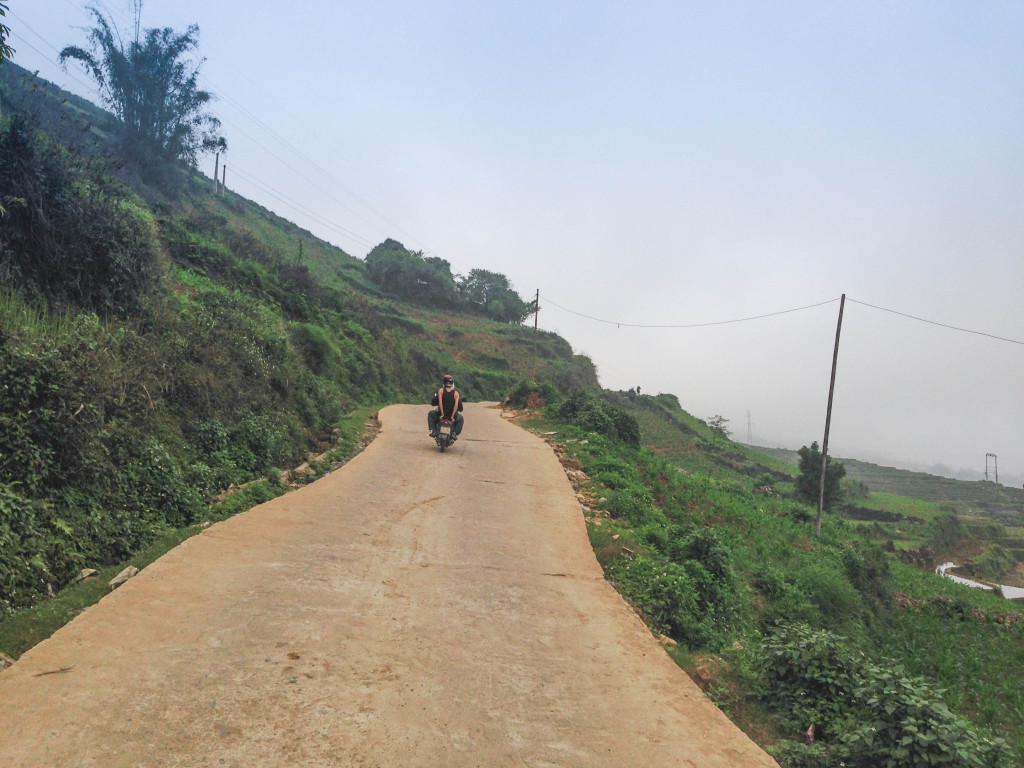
[58,4,224,165]
[364,239,459,305]
[706,414,731,446]
[797,440,846,511]
[0,1,14,62]
[458,268,531,323]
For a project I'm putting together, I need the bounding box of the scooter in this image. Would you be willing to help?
[435,416,457,452]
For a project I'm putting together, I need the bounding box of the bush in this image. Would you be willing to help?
[0,116,161,315]
[503,379,559,410]
[556,389,640,447]
[791,559,864,627]
[604,487,664,527]
[758,624,1013,767]
[608,555,703,643]
[758,624,861,738]
[838,662,1013,767]
[0,482,45,610]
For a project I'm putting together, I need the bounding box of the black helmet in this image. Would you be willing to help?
[442,374,454,387]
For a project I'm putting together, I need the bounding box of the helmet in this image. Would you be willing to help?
[442,374,454,387]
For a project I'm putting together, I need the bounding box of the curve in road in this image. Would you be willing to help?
[0,402,777,767]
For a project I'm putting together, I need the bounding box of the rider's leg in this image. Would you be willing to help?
[428,410,439,435]
[454,412,464,435]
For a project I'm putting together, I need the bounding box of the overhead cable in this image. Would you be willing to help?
[847,298,1024,346]
[201,71,416,247]
[540,294,841,328]
[229,165,377,250]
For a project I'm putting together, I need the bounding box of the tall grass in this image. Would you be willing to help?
[0,288,76,343]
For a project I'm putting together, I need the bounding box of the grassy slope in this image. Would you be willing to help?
[0,66,593,651]
[527,391,1024,763]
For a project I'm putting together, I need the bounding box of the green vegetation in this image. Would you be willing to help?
[58,5,225,166]
[0,67,592,624]
[0,1,13,63]
[365,238,532,322]
[796,441,846,512]
[3,57,1024,768]
[515,388,1023,766]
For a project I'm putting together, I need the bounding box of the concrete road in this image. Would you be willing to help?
[0,402,777,767]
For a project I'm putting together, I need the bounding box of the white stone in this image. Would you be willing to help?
[109,566,139,589]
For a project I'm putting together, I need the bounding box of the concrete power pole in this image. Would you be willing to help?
[531,289,539,380]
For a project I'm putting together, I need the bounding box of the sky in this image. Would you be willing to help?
[7,1,1023,487]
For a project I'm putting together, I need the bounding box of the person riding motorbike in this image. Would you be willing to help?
[428,374,465,441]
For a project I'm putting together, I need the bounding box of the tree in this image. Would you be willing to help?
[364,239,458,305]
[0,1,14,62]
[707,415,731,446]
[458,269,531,323]
[796,441,846,512]
[59,4,225,166]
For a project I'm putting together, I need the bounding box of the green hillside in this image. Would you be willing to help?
[521,389,1023,765]
[0,61,594,615]
[3,61,1023,768]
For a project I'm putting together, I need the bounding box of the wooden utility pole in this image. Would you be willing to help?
[816,293,845,537]
[213,152,220,193]
[221,164,226,193]
[531,289,540,380]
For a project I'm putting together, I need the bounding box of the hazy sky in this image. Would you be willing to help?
[8,1,1023,486]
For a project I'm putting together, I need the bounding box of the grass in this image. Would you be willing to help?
[0,405,381,662]
[523,392,1024,764]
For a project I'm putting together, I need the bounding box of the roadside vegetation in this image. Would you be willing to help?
[0,61,591,630]
[2,45,1023,768]
[512,386,1022,766]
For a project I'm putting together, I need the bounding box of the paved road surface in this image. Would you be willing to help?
[0,403,777,767]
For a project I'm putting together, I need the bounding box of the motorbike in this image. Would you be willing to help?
[435,416,457,452]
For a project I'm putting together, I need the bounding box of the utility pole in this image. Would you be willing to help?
[986,453,998,483]
[221,164,226,193]
[213,152,220,193]
[531,289,539,380]
[816,293,845,537]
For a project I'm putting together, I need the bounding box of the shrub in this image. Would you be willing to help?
[0,482,44,610]
[608,555,703,644]
[604,487,664,527]
[791,559,864,627]
[503,379,559,410]
[0,116,161,315]
[758,624,1013,767]
[556,389,640,447]
[837,662,1013,767]
[759,624,861,738]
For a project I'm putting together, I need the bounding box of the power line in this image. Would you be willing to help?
[847,298,1024,346]
[7,25,99,97]
[229,165,377,250]
[541,294,841,328]
[542,292,1024,346]
[200,70,422,248]
[209,99,394,245]
[11,5,400,255]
